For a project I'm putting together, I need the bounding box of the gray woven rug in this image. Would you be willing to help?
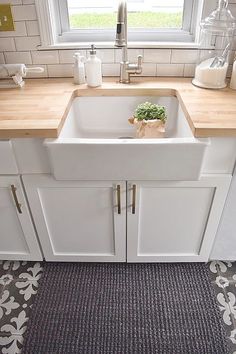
[23,263,229,354]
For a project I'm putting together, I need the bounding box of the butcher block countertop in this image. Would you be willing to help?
[0,77,236,138]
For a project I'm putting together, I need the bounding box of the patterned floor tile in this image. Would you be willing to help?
[209,260,234,278]
[224,282,236,328]
[0,262,13,280]
[0,261,43,354]
[0,333,24,354]
[216,261,236,281]
[211,283,235,327]
[9,262,43,281]
[0,280,38,331]
[209,261,236,354]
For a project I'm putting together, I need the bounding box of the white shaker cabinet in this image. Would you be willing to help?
[127,177,231,262]
[211,167,236,260]
[23,175,230,263]
[0,176,42,261]
[23,175,126,262]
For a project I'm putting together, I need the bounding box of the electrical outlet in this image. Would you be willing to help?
[0,4,14,32]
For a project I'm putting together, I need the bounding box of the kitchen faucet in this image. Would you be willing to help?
[115,0,142,83]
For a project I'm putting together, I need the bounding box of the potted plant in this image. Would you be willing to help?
[129,102,167,138]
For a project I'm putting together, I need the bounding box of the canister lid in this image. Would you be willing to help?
[201,0,236,32]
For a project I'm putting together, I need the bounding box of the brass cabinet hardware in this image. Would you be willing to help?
[10,185,22,214]
[132,184,136,214]
[116,185,121,214]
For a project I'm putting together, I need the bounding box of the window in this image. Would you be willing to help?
[68,0,185,29]
[36,0,203,47]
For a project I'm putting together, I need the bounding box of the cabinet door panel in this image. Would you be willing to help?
[0,176,42,260]
[127,176,231,262]
[23,176,126,262]
[211,168,236,260]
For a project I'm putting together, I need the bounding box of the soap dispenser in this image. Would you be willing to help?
[86,45,102,87]
[73,52,85,85]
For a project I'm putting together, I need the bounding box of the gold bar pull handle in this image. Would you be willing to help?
[116,185,121,214]
[11,185,22,214]
[132,184,136,214]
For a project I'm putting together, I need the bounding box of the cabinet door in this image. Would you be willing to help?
[211,168,236,260]
[23,175,126,262]
[0,176,42,261]
[127,176,231,262]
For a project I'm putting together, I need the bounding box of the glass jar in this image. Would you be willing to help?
[193,0,236,89]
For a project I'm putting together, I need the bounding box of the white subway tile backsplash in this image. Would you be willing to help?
[23,0,35,3]
[115,49,143,63]
[171,49,199,64]
[15,36,41,50]
[26,20,39,36]
[59,50,86,64]
[5,51,32,64]
[102,63,120,76]
[87,49,114,63]
[32,50,59,64]
[12,4,37,21]
[0,38,15,51]
[229,50,236,64]
[144,49,171,63]
[0,0,22,4]
[0,22,27,37]
[25,64,48,78]
[128,49,144,62]
[184,64,196,78]
[0,53,5,64]
[47,64,73,77]
[114,49,122,63]
[140,63,156,76]
[156,64,184,77]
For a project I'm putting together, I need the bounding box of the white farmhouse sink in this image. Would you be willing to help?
[45,93,209,180]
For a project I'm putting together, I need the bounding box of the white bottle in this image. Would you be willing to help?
[73,52,85,85]
[86,45,102,87]
[230,58,236,90]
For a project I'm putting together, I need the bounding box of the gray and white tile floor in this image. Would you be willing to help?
[0,260,236,354]
[0,261,43,354]
[209,261,236,354]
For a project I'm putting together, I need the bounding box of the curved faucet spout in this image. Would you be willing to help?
[115,0,127,48]
[114,0,142,83]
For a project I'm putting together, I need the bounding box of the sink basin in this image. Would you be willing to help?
[45,92,208,180]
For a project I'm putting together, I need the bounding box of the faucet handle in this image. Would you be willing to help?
[136,55,143,74]
[137,55,143,71]
[137,55,142,66]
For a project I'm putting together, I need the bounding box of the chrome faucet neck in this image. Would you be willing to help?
[115,0,142,83]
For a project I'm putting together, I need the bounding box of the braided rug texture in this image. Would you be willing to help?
[23,262,229,354]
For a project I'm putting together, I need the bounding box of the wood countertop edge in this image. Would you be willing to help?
[0,78,236,139]
[0,128,60,139]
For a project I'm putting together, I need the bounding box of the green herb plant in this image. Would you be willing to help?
[134,102,167,123]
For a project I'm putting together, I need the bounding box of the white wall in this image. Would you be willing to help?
[0,0,235,78]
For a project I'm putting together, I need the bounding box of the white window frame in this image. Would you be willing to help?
[35,0,215,49]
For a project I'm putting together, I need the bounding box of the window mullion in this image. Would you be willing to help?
[58,0,70,33]
[182,0,194,32]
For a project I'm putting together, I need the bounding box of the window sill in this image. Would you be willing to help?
[38,41,200,51]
